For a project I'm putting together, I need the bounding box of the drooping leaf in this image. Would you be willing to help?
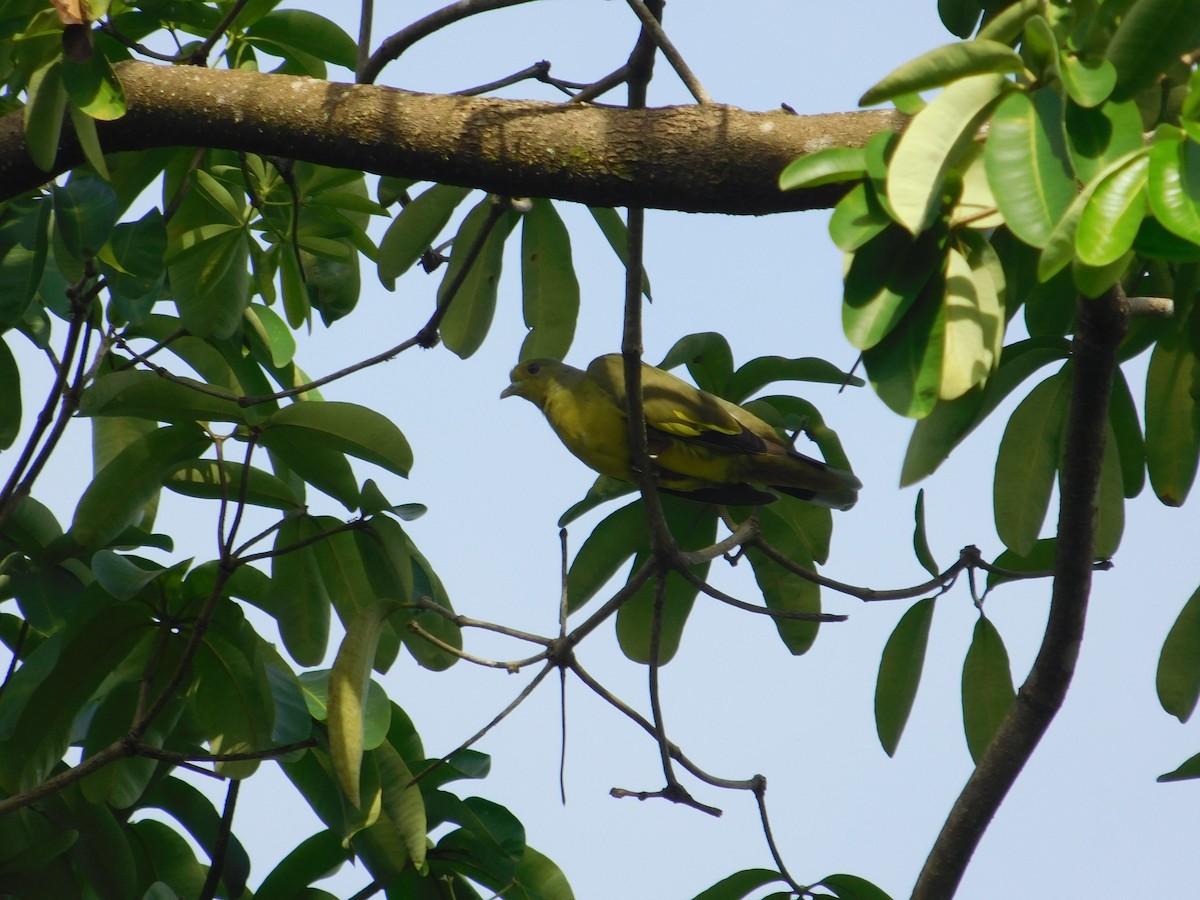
[271,515,333,667]
[377,183,471,286]
[779,147,867,189]
[566,499,649,613]
[1147,129,1200,246]
[439,198,521,359]
[691,868,786,900]
[875,597,935,756]
[862,273,946,419]
[1158,584,1200,722]
[993,367,1072,554]
[961,616,1015,763]
[1145,321,1200,505]
[520,198,579,361]
[587,207,651,299]
[265,400,413,478]
[912,490,939,577]
[1075,150,1149,267]
[1106,0,1200,99]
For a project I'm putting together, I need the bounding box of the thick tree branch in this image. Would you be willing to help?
[0,61,904,212]
[912,288,1129,900]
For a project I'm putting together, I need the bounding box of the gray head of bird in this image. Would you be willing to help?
[500,358,569,405]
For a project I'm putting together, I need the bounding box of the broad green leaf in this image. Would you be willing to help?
[937,0,981,39]
[747,513,822,655]
[0,199,50,325]
[862,273,946,418]
[939,243,1002,400]
[193,169,244,225]
[193,625,274,778]
[691,868,785,900]
[62,47,126,119]
[1075,150,1149,266]
[984,90,1076,249]
[994,367,1072,554]
[167,224,250,340]
[727,355,862,404]
[986,538,1057,591]
[328,601,402,802]
[67,105,109,179]
[0,338,20,448]
[557,475,635,527]
[976,0,1039,43]
[520,198,579,361]
[745,394,855,479]
[860,40,1022,107]
[254,830,349,900]
[1148,131,1200,246]
[779,147,867,189]
[1158,751,1200,783]
[566,499,649,613]
[1065,98,1145,186]
[617,498,716,664]
[271,516,332,666]
[373,741,427,869]
[243,9,358,70]
[1106,0,1200,99]
[913,490,939,577]
[245,302,297,368]
[1108,367,1145,499]
[961,616,1015,763]
[887,73,1010,234]
[587,207,651,299]
[950,140,1003,229]
[1072,249,1135,299]
[439,199,521,359]
[97,208,167,315]
[1059,54,1116,109]
[658,332,735,395]
[399,536,462,672]
[53,175,118,260]
[842,225,940,351]
[79,369,248,425]
[23,59,67,172]
[377,184,471,285]
[266,400,412,477]
[1094,420,1125,558]
[820,871,897,900]
[1145,321,1200,505]
[828,182,891,251]
[875,597,935,756]
[514,845,575,900]
[69,424,210,551]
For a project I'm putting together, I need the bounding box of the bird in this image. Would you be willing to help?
[501,354,860,509]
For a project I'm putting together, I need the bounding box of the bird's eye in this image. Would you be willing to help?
[527,362,540,375]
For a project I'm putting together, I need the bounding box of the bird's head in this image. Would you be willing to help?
[500,358,563,406]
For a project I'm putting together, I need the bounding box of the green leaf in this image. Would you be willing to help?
[1148,130,1200,246]
[875,597,935,756]
[79,370,248,425]
[53,175,119,260]
[860,40,1022,107]
[1059,54,1117,109]
[961,616,1015,763]
[887,73,1010,234]
[658,332,735,395]
[192,625,274,778]
[913,490,939,577]
[271,516,332,667]
[167,224,250,340]
[67,106,109,180]
[828,182,891,251]
[1158,751,1200,783]
[616,498,716,664]
[62,47,126,119]
[377,184,471,286]
[0,337,21,449]
[520,198,579,361]
[245,302,297,368]
[939,241,1003,400]
[1075,150,1149,266]
[1108,367,1145,499]
[69,424,211,551]
[862,273,946,418]
[1158,584,1200,722]
[1066,98,1145,186]
[514,845,575,900]
[244,9,358,70]
[1106,0,1200,99]
[691,868,785,900]
[993,367,1072,554]
[842,225,940,351]
[261,424,359,509]
[557,475,635,528]
[820,871,897,900]
[1145,320,1200,505]
[566,499,649,613]
[24,59,67,172]
[587,206,651,299]
[254,830,350,900]
[1093,420,1125,558]
[986,538,1057,591]
[97,208,167,314]
[938,0,981,39]
[746,521,822,655]
[984,89,1076,249]
[266,400,413,477]
[373,741,427,870]
[439,199,521,359]
[727,355,863,403]
[779,147,867,189]
[328,601,402,802]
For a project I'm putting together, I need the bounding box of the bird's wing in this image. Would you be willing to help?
[587,354,760,449]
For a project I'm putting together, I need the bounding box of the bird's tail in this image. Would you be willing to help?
[751,451,862,511]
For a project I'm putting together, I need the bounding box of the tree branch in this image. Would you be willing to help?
[912,287,1129,900]
[0,61,905,213]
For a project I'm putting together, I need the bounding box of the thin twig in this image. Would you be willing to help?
[199,778,239,900]
[623,0,713,104]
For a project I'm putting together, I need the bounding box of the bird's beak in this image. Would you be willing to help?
[500,382,519,399]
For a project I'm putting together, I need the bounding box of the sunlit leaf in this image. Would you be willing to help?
[520,198,579,361]
[860,40,1022,107]
[961,616,1015,763]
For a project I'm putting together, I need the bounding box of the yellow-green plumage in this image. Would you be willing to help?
[501,354,860,509]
